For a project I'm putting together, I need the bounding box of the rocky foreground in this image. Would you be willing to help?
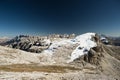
[0,33,120,80]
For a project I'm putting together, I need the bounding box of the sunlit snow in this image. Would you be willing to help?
[44,33,97,63]
[67,33,97,63]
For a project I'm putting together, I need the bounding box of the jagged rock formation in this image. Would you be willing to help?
[69,34,120,79]
[74,34,103,65]
[1,34,76,53]
[2,35,50,53]
[0,33,119,80]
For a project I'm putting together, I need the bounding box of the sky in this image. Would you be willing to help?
[0,0,120,37]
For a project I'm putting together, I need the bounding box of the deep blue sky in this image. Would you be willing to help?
[0,0,120,37]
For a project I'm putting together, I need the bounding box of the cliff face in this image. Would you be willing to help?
[74,34,103,65]
[71,34,120,79]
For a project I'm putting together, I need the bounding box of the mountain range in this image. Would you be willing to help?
[0,32,119,80]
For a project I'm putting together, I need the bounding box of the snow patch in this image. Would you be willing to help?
[43,39,71,55]
[100,36,109,43]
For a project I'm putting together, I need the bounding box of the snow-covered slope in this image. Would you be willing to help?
[68,33,97,62]
[43,33,97,63]
[43,39,73,55]
[0,32,97,65]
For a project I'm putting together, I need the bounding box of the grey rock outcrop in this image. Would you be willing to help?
[73,34,104,65]
[2,34,75,53]
[69,34,120,79]
[3,35,51,53]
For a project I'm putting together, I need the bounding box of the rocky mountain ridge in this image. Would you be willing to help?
[0,32,119,80]
[1,34,75,53]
